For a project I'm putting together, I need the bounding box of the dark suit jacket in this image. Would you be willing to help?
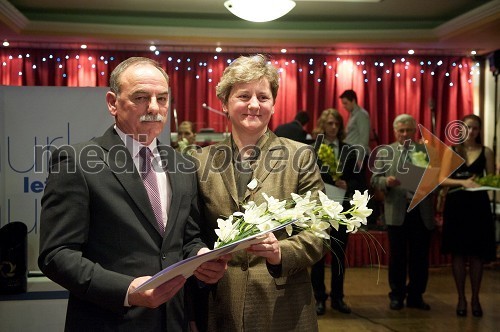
[274,120,308,143]
[38,126,205,331]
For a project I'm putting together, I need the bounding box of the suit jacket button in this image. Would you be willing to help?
[241,263,248,271]
[161,253,167,260]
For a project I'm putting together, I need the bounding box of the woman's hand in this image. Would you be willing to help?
[461,176,480,188]
[247,232,281,265]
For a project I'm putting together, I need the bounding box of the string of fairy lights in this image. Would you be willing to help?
[0,49,481,86]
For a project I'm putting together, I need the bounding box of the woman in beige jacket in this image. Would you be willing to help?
[191,54,327,332]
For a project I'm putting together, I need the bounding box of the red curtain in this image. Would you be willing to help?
[1,49,473,145]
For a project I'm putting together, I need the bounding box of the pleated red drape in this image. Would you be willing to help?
[1,49,473,145]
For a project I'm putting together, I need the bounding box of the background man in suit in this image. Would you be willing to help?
[339,90,370,153]
[274,110,310,142]
[371,114,435,311]
[38,57,228,331]
[339,90,370,188]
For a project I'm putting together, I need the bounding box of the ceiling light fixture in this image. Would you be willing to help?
[224,0,296,23]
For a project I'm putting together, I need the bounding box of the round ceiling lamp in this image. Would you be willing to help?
[224,0,296,23]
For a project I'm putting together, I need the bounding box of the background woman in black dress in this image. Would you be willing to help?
[440,114,495,317]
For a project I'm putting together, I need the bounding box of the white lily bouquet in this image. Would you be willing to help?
[213,189,373,249]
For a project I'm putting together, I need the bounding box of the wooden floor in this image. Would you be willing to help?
[317,264,499,332]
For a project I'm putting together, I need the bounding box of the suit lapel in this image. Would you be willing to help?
[157,144,183,237]
[243,134,283,202]
[213,140,239,206]
[95,127,161,235]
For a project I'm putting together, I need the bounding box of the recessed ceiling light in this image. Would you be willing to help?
[215,47,222,52]
[3,40,9,47]
[81,44,87,49]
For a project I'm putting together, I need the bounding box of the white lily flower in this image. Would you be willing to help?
[291,191,316,214]
[243,202,270,225]
[345,216,363,233]
[279,207,308,221]
[214,215,239,243]
[307,212,330,231]
[309,220,331,239]
[349,190,372,226]
[350,190,370,209]
[262,193,287,215]
[256,220,281,232]
[291,191,311,203]
[350,206,372,225]
[319,191,344,219]
[242,201,256,211]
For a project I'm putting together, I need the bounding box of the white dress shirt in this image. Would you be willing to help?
[115,125,171,229]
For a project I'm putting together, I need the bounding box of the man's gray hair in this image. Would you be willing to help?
[393,114,416,128]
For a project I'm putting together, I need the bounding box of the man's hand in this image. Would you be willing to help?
[246,232,281,265]
[193,248,230,284]
[386,176,401,188]
[127,275,186,308]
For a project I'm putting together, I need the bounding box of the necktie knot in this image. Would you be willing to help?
[139,147,152,175]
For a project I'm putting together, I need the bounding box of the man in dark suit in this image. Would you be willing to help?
[38,57,228,331]
[274,110,310,142]
[371,114,435,311]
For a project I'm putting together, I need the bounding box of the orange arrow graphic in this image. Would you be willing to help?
[408,125,465,211]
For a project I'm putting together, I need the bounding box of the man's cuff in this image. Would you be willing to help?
[124,285,132,307]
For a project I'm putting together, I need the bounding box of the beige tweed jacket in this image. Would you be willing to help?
[194,132,326,332]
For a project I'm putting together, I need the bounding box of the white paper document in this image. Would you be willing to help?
[465,186,500,192]
[324,183,346,201]
[132,219,297,293]
[395,162,426,192]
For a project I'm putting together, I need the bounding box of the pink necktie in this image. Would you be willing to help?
[139,147,165,235]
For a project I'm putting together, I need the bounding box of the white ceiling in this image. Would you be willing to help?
[1,0,499,55]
